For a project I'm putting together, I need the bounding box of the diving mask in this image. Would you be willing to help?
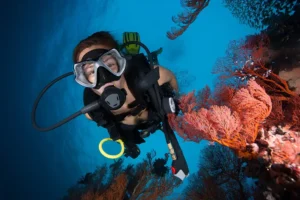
[74,48,126,89]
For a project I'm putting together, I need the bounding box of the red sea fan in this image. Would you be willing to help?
[167,0,210,40]
[231,79,272,143]
[178,90,198,113]
[169,80,272,152]
[179,106,246,150]
[168,113,203,142]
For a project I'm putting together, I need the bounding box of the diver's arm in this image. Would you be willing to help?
[155,66,179,92]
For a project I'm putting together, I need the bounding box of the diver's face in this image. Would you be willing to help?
[78,45,123,95]
[78,45,119,84]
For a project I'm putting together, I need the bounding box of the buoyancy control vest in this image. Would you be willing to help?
[83,53,176,142]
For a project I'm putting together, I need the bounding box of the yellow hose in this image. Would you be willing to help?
[98,138,125,159]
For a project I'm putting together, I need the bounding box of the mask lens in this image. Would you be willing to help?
[82,63,96,84]
[98,49,126,76]
[99,53,120,73]
[74,61,97,87]
[74,49,126,88]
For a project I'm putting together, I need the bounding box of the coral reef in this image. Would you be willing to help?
[63,151,181,200]
[169,79,272,151]
[182,144,253,200]
[169,75,300,199]
[166,1,300,198]
[168,30,300,199]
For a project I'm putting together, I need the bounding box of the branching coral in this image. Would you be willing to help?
[213,33,300,131]
[167,0,210,40]
[169,79,272,151]
[233,62,297,100]
[170,10,300,196]
[63,151,181,200]
[169,78,299,197]
[128,151,181,200]
[182,144,251,199]
[232,59,299,131]
[81,173,128,200]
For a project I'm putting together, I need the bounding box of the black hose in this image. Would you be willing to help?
[32,41,160,132]
[120,41,154,68]
[31,72,100,132]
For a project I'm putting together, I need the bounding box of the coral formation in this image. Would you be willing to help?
[63,151,181,200]
[167,0,210,40]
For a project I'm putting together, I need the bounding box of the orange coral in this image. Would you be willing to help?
[168,113,203,142]
[213,85,235,106]
[212,33,299,131]
[65,152,181,200]
[214,33,297,100]
[195,85,217,109]
[232,62,299,130]
[241,33,270,61]
[169,80,272,152]
[81,173,128,200]
[231,79,272,142]
[233,62,297,100]
[178,90,198,113]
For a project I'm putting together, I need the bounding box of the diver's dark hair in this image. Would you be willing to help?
[73,31,119,63]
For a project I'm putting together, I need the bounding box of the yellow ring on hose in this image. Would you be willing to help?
[98,138,125,159]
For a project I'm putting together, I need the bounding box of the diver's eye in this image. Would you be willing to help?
[107,63,115,68]
[101,55,117,66]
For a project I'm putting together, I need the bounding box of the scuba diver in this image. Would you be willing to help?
[32,31,189,181]
[74,31,178,159]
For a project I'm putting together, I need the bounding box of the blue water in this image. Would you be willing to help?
[3,0,258,199]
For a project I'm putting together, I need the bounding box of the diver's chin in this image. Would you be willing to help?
[94,83,114,95]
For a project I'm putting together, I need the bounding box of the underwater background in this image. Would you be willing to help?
[5,0,299,199]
